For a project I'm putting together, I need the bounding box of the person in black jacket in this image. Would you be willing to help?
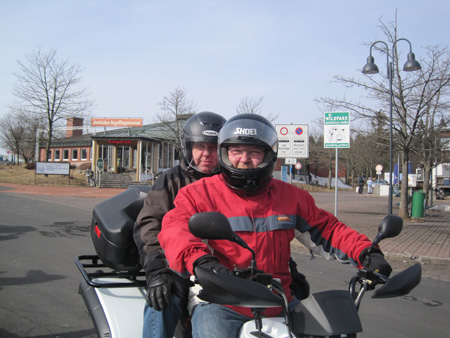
[358,174,365,194]
[133,111,226,338]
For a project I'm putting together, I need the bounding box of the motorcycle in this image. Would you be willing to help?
[75,187,421,338]
[188,212,421,337]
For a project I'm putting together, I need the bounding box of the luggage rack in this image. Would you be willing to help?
[75,254,146,288]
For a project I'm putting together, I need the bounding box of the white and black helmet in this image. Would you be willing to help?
[218,113,278,191]
[181,111,226,174]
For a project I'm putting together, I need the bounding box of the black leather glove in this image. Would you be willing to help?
[360,249,392,277]
[193,255,233,276]
[289,257,310,300]
[146,273,173,311]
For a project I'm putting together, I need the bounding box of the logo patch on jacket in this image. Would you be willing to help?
[277,216,290,222]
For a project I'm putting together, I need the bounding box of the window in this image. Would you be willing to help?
[81,148,87,161]
[72,149,78,161]
[54,149,60,160]
[47,150,52,161]
[440,138,450,151]
[63,149,69,161]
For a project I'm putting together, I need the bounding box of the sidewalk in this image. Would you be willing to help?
[1,183,449,281]
[0,182,126,198]
[297,189,450,281]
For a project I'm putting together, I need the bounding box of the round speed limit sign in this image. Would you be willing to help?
[295,162,302,170]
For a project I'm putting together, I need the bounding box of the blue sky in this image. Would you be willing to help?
[0,0,448,156]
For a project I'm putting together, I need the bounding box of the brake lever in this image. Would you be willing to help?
[372,270,389,283]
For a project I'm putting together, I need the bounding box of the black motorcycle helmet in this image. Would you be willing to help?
[181,111,226,175]
[218,113,278,191]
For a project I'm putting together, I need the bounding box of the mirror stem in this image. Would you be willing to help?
[248,248,257,274]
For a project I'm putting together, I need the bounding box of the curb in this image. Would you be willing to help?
[385,252,450,266]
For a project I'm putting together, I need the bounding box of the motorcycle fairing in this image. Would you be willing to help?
[292,290,362,336]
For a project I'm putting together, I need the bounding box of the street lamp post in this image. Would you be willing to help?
[362,38,421,215]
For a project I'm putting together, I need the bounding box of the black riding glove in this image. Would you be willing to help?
[146,272,173,311]
[360,248,392,277]
[193,255,233,276]
[289,257,310,300]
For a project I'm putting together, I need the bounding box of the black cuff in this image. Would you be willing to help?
[144,256,169,278]
[193,255,219,269]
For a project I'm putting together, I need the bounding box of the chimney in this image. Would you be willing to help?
[66,117,84,138]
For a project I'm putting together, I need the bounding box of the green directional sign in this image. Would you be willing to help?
[324,112,350,148]
[97,158,104,171]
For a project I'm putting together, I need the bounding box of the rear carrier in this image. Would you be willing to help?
[91,185,151,272]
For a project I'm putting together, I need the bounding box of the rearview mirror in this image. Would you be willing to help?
[188,212,252,252]
[372,215,403,247]
[188,212,235,240]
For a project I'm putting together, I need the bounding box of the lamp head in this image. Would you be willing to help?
[362,55,380,74]
[403,52,421,72]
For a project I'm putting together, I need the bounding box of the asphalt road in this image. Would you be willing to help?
[0,188,449,337]
[0,190,100,338]
[292,251,450,338]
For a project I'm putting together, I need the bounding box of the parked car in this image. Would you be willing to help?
[372,179,388,185]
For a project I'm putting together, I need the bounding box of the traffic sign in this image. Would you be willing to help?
[276,124,309,159]
[324,112,350,148]
[285,158,296,165]
[295,162,302,170]
[376,164,383,175]
[97,158,104,171]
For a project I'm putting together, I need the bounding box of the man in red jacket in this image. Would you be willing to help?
[159,113,392,338]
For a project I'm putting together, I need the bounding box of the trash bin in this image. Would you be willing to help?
[411,190,426,218]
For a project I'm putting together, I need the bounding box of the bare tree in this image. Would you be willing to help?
[0,111,27,165]
[411,45,450,206]
[11,47,94,162]
[236,96,279,122]
[0,107,46,164]
[316,17,450,219]
[155,87,197,152]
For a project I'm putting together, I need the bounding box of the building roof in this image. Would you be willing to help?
[45,133,92,147]
[90,122,178,141]
[44,121,180,147]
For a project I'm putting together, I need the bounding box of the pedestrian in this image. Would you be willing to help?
[133,111,226,338]
[158,114,392,338]
[358,173,365,194]
[367,177,373,194]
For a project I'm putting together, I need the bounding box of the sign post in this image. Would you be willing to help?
[276,124,309,184]
[376,164,383,181]
[324,112,350,217]
[97,159,104,186]
[295,162,302,180]
[97,158,104,171]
